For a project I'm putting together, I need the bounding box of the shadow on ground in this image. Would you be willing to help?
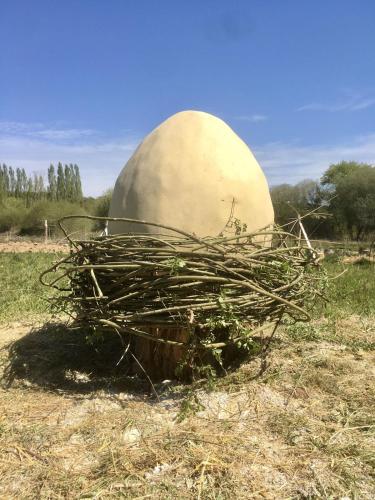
[1,322,272,395]
[1,322,148,394]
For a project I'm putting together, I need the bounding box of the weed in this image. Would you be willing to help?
[285,321,321,342]
[176,391,205,422]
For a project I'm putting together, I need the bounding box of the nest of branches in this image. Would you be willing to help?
[41,216,325,376]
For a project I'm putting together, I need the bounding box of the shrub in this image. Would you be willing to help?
[94,189,113,230]
[0,198,28,232]
[20,200,93,237]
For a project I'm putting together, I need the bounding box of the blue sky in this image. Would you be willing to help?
[1,0,375,196]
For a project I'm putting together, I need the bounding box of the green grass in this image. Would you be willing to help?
[0,252,64,322]
[322,260,375,318]
[283,259,375,351]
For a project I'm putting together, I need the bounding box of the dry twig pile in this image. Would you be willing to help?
[41,216,324,369]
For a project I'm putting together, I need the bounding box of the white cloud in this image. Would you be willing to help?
[0,121,98,141]
[234,114,268,122]
[2,121,375,195]
[32,128,97,140]
[297,95,375,112]
[0,122,138,196]
[350,98,375,111]
[255,133,375,185]
[0,121,45,133]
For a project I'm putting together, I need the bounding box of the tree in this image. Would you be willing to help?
[26,178,34,207]
[64,164,73,201]
[320,161,375,240]
[1,164,10,196]
[15,168,22,197]
[21,169,28,196]
[321,161,359,188]
[33,173,45,200]
[270,179,321,223]
[8,166,16,195]
[57,162,65,200]
[4,165,10,192]
[47,164,57,201]
[0,166,5,202]
[270,179,333,238]
[93,189,113,229]
[73,164,83,202]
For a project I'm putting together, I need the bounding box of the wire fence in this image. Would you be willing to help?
[0,218,107,245]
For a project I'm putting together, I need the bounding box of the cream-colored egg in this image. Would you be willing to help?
[109,110,274,236]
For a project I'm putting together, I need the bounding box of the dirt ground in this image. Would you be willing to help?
[0,317,374,499]
[0,241,69,253]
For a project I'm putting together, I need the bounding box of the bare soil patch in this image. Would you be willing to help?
[0,241,68,253]
[342,255,375,264]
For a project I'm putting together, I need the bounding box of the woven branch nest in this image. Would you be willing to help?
[41,216,325,357]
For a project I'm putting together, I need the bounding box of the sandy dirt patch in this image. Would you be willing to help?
[0,241,69,253]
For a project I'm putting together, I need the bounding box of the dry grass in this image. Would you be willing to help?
[0,314,374,499]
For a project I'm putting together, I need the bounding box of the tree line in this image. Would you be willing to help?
[0,162,83,204]
[271,161,375,241]
[1,159,374,241]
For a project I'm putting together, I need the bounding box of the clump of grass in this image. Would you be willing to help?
[284,321,321,342]
[283,259,375,349]
[321,260,375,318]
[0,252,65,323]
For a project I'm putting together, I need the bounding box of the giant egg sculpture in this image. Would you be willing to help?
[109,110,274,235]
[108,110,274,380]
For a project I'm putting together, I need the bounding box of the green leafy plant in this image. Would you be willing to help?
[166,257,186,275]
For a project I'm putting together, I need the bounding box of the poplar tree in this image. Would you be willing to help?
[21,169,28,195]
[15,168,22,197]
[2,164,10,193]
[0,167,5,201]
[57,162,65,200]
[64,164,73,201]
[69,164,75,200]
[8,167,15,195]
[47,164,57,201]
[26,178,33,206]
[74,164,83,201]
